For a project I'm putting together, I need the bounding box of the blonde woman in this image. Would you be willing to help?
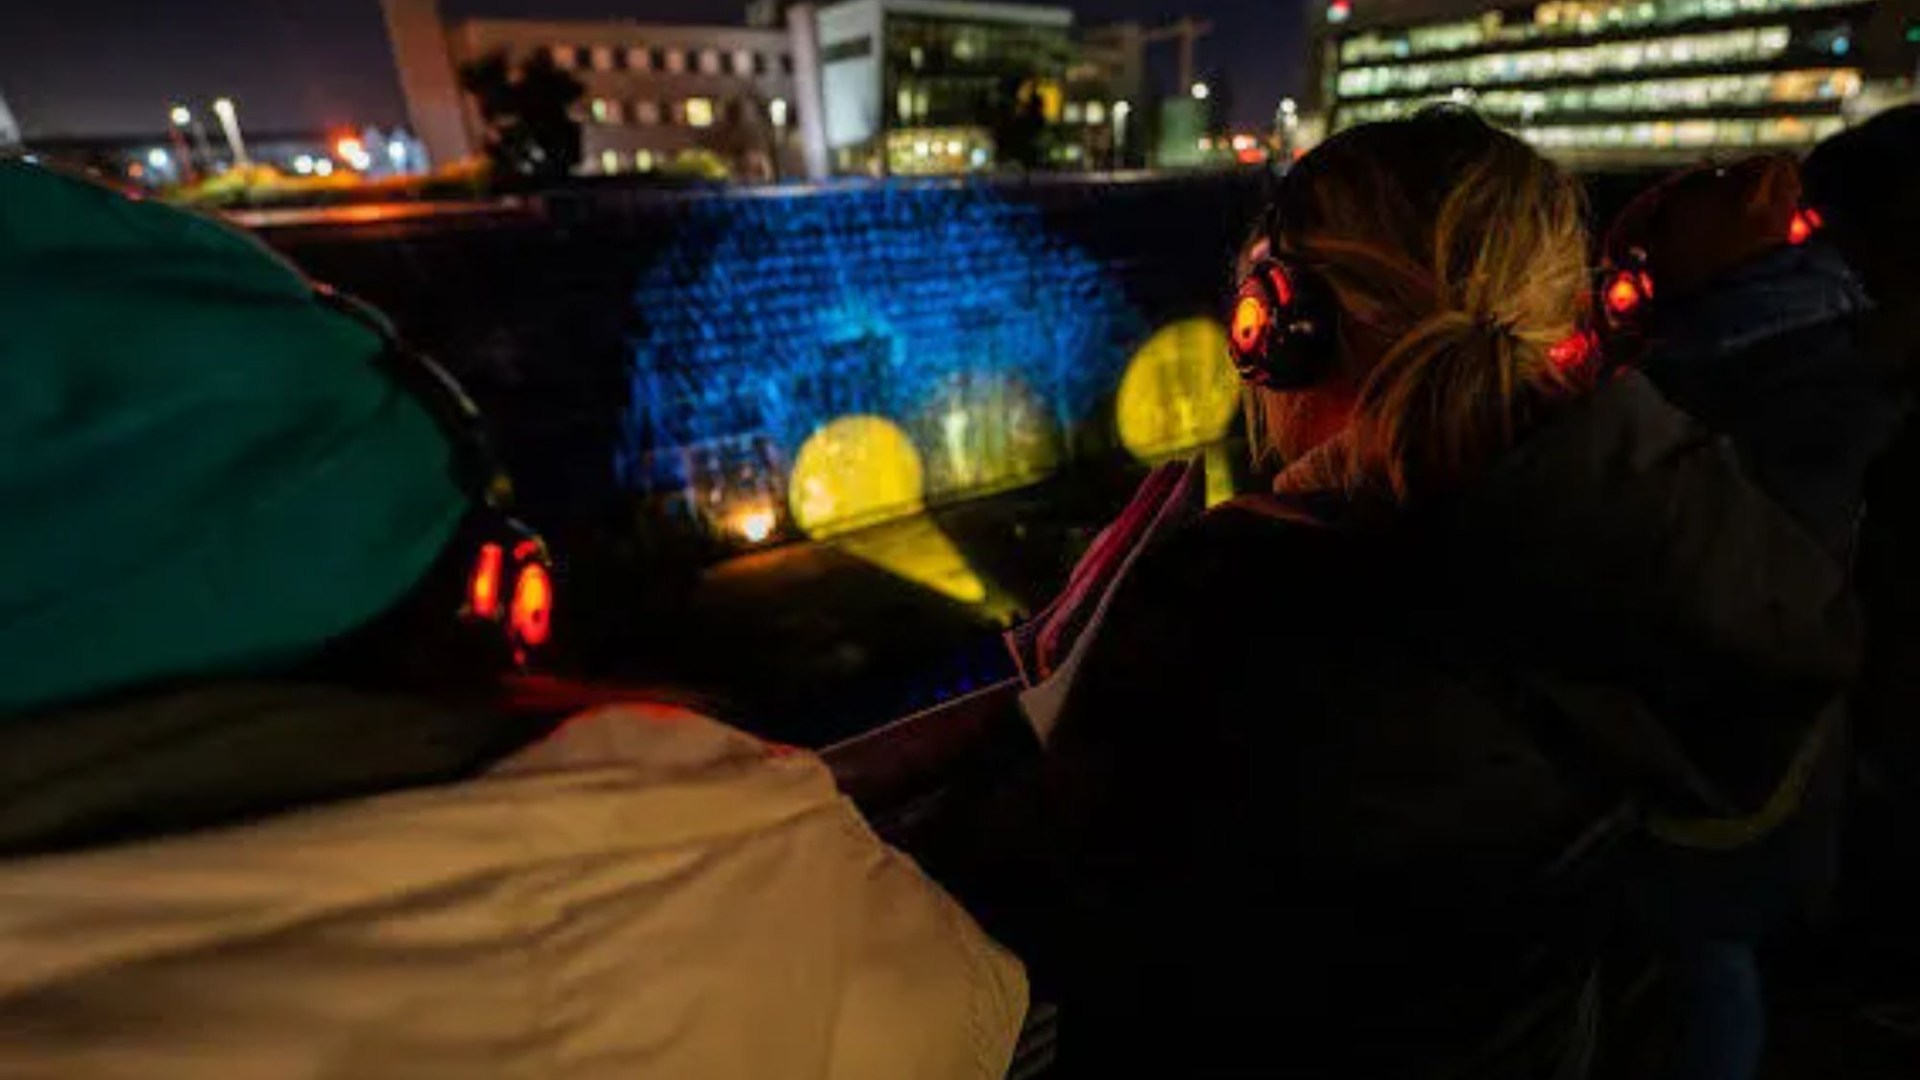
[1042,110,1858,1078]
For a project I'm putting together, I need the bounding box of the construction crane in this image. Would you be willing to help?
[1141,16,1216,96]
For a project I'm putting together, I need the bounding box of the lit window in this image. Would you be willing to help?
[770,97,791,128]
[636,100,663,125]
[550,45,579,69]
[897,88,916,122]
[1064,103,1084,123]
[590,98,611,123]
[700,49,723,74]
[1336,24,1795,99]
[591,46,615,71]
[665,49,687,73]
[627,46,651,71]
[685,97,716,128]
[1086,101,1107,125]
[635,149,655,171]
[601,149,620,174]
[733,49,755,75]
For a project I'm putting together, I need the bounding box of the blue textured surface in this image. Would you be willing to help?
[619,183,1144,504]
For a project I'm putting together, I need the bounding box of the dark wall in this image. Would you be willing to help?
[261,173,1269,540]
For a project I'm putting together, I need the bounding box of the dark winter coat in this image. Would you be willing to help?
[1636,241,1906,555]
[1043,373,1859,1078]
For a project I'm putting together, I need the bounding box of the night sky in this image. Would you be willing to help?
[0,0,1308,139]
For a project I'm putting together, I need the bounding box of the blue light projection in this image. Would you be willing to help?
[619,183,1144,534]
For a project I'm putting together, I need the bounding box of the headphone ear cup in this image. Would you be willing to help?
[1228,257,1338,391]
[508,562,554,651]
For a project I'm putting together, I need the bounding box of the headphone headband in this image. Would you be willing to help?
[312,283,554,664]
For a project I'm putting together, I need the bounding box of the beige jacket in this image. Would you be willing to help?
[0,703,1027,1079]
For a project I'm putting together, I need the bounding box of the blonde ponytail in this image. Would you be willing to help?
[1252,113,1592,501]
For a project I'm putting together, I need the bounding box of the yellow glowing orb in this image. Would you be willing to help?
[789,415,927,538]
[788,414,1003,611]
[1114,318,1241,461]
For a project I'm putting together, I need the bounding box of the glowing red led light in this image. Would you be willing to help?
[1548,331,1594,373]
[510,563,553,648]
[1605,273,1643,316]
[1266,266,1295,308]
[469,542,504,619]
[1231,295,1270,355]
[1787,208,1822,246]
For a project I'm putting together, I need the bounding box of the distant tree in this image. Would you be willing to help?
[459,50,584,182]
[988,74,1049,171]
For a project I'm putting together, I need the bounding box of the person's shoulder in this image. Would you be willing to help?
[1133,496,1335,592]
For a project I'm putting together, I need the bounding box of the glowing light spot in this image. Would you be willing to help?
[1205,443,1237,508]
[510,563,553,648]
[733,506,778,543]
[1266,266,1295,307]
[1115,318,1240,461]
[469,542,504,619]
[789,416,1000,610]
[1787,208,1822,246]
[1548,331,1595,374]
[1605,273,1644,316]
[790,416,927,537]
[1231,295,1269,356]
[831,516,996,608]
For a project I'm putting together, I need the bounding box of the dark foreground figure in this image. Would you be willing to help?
[1040,112,1858,1079]
[0,162,1026,1079]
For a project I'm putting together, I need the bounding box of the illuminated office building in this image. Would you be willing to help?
[383,0,804,179]
[812,0,1143,175]
[1307,0,1912,167]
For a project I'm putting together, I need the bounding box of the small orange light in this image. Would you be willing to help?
[1266,266,1295,308]
[1548,331,1593,373]
[510,563,553,648]
[469,543,504,619]
[1605,273,1643,316]
[1231,295,1270,354]
[1787,208,1820,246]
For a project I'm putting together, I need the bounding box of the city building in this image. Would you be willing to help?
[811,0,1143,175]
[382,0,805,180]
[1305,0,1914,168]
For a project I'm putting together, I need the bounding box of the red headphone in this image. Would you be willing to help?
[1227,238,1341,389]
[1600,205,1824,344]
[465,534,555,662]
[1230,234,1600,386]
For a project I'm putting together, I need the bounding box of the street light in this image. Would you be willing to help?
[211,96,249,166]
[164,105,200,182]
[1191,82,1211,101]
[1280,97,1298,116]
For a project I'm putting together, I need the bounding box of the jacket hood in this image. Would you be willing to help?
[1648,241,1869,366]
[1413,372,1859,811]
